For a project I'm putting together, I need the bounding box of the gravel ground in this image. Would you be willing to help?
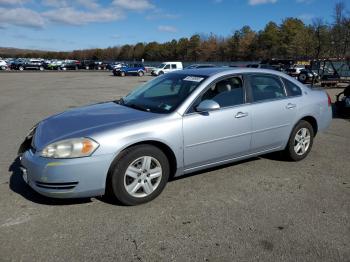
[0,71,349,262]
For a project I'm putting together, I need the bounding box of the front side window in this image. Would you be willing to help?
[121,74,207,114]
[190,76,244,111]
[283,78,302,97]
[164,64,170,69]
[249,75,286,102]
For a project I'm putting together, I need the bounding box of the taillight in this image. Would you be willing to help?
[327,92,332,107]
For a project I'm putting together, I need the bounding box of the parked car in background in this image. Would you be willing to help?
[185,64,216,69]
[19,68,332,205]
[45,60,63,70]
[113,63,146,76]
[107,62,125,71]
[60,60,81,70]
[297,68,319,83]
[151,62,183,76]
[286,65,305,78]
[0,59,8,70]
[11,59,45,71]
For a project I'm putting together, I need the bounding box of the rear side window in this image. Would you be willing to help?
[171,64,177,69]
[283,79,302,96]
[249,75,286,102]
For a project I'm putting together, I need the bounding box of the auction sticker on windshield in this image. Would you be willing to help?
[183,76,204,82]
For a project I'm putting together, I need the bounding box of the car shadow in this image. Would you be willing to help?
[8,157,92,206]
[8,151,292,206]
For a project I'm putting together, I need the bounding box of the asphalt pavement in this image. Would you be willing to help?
[0,71,349,261]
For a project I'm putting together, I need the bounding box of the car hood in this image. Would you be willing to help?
[33,102,158,150]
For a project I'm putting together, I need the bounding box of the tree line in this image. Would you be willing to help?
[2,2,349,62]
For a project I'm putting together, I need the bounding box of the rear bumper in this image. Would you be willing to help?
[20,150,114,198]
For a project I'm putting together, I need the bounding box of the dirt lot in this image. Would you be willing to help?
[0,71,349,262]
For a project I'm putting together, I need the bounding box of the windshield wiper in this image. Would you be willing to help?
[125,103,150,112]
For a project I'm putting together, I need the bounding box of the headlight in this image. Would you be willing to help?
[40,138,99,158]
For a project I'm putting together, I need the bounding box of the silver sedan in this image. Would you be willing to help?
[19,68,332,205]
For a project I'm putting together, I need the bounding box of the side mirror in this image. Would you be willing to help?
[196,100,220,112]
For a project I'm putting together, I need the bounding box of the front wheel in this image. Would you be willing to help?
[120,71,125,77]
[138,70,144,77]
[298,73,307,83]
[285,120,314,161]
[107,145,170,205]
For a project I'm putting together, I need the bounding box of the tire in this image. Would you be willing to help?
[298,73,307,83]
[107,144,170,205]
[285,120,314,161]
[159,71,164,75]
[19,66,24,71]
[75,66,78,70]
[120,71,125,77]
[1,66,6,70]
[39,66,44,71]
[138,70,144,77]
[113,71,118,76]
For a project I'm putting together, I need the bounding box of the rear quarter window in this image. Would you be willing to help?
[283,78,302,96]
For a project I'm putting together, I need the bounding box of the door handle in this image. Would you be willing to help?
[286,103,297,109]
[235,112,249,118]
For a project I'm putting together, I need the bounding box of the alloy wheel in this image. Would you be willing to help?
[294,127,311,156]
[124,156,162,198]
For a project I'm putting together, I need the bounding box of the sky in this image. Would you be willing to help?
[0,0,342,51]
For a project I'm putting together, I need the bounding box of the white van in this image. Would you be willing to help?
[151,62,183,76]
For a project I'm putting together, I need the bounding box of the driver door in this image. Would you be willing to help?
[182,75,252,171]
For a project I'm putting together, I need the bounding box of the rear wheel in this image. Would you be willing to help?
[39,66,44,71]
[138,70,144,77]
[120,71,125,77]
[107,145,169,205]
[19,66,24,71]
[285,120,314,161]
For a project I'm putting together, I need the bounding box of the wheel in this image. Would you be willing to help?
[159,71,164,75]
[113,71,118,76]
[107,145,170,205]
[120,71,125,77]
[85,66,89,70]
[298,73,307,83]
[97,66,101,70]
[39,66,44,71]
[19,66,24,71]
[285,120,314,161]
[138,70,144,77]
[75,66,78,70]
[62,67,67,71]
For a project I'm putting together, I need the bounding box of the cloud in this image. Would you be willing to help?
[0,7,45,28]
[0,0,30,5]
[248,0,277,5]
[43,7,124,25]
[113,0,154,11]
[298,13,315,21]
[157,25,177,33]
[146,11,180,20]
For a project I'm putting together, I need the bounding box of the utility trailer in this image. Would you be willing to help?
[309,59,350,87]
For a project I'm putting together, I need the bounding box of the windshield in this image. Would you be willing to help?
[120,73,207,114]
[156,63,166,69]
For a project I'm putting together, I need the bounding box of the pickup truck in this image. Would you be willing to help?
[113,63,146,76]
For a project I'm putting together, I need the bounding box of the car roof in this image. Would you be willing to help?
[175,67,292,78]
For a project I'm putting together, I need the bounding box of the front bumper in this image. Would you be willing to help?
[20,149,114,198]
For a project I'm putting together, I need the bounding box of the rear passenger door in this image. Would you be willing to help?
[247,74,298,153]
